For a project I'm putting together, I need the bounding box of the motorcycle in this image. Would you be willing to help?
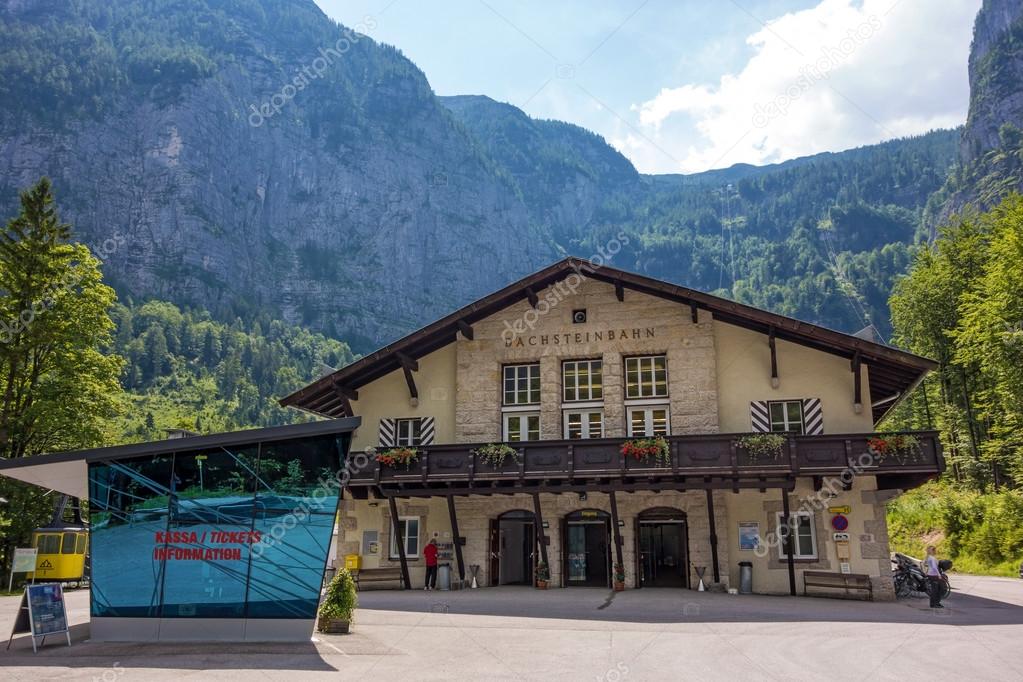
[892,552,951,600]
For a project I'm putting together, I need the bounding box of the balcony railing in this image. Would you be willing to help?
[349,431,943,487]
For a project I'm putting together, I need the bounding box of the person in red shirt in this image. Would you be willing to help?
[423,538,439,590]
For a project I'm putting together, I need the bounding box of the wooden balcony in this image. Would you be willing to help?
[347,431,943,497]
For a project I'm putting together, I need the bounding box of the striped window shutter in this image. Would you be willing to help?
[420,417,436,445]
[750,401,770,433]
[378,418,396,447]
[802,398,823,435]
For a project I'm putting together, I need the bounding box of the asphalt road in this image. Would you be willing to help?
[1,574,1021,681]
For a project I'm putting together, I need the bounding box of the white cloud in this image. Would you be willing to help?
[620,0,981,173]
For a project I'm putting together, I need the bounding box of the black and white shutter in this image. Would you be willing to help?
[420,417,436,445]
[750,401,770,433]
[801,398,823,435]
[378,418,396,447]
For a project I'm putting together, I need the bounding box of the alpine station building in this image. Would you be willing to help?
[281,258,944,599]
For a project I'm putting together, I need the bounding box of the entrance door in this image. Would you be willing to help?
[494,511,536,586]
[638,521,688,587]
[564,510,610,587]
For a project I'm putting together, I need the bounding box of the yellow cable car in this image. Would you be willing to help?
[28,525,89,584]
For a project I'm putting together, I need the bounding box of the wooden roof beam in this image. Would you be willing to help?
[457,319,474,340]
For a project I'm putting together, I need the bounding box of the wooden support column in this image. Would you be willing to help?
[608,490,625,574]
[447,496,465,581]
[388,495,411,589]
[851,351,863,414]
[781,488,796,596]
[705,489,720,583]
[769,327,779,388]
[531,492,549,568]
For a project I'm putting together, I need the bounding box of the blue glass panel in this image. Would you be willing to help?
[160,445,258,618]
[246,434,343,619]
[88,455,174,617]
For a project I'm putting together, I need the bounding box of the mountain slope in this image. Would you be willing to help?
[0,0,964,351]
[0,0,558,351]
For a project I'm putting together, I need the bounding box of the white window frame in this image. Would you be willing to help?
[769,400,805,434]
[389,516,420,559]
[503,363,541,406]
[563,410,604,439]
[625,355,668,399]
[627,405,671,437]
[395,418,423,446]
[503,412,540,442]
[562,359,603,402]
[775,511,817,560]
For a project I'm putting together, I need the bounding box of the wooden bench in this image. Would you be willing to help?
[352,567,404,591]
[803,570,873,601]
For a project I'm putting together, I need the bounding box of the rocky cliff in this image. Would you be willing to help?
[0,0,964,350]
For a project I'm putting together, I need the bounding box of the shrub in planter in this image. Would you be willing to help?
[535,561,550,589]
[621,437,670,467]
[613,563,626,591]
[376,447,419,469]
[472,443,520,469]
[318,567,358,634]
[737,434,786,463]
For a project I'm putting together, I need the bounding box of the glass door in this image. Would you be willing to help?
[565,512,610,587]
[639,522,688,587]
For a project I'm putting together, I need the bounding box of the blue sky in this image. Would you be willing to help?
[316,1,981,174]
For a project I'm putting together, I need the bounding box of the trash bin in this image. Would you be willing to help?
[437,563,451,591]
[739,561,753,594]
[344,554,361,571]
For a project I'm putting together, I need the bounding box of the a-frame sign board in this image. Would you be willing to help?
[6,583,71,653]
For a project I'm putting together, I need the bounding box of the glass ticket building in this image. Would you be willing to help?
[0,418,360,642]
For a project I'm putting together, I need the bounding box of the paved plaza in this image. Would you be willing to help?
[2,575,1021,681]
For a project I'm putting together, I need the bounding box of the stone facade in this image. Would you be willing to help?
[455,277,719,442]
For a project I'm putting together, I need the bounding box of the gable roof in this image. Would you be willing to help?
[280,258,936,424]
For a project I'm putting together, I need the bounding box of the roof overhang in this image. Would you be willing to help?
[281,257,937,424]
[0,417,362,499]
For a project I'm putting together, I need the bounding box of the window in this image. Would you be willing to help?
[504,363,540,405]
[504,412,540,441]
[769,400,804,434]
[564,410,604,439]
[625,355,668,399]
[61,533,76,554]
[628,406,670,437]
[395,418,423,446]
[390,517,420,558]
[776,512,817,560]
[35,534,60,555]
[563,359,603,402]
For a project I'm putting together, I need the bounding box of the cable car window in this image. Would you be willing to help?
[76,533,87,554]
[37,534,60,554]
[61,533,76,554]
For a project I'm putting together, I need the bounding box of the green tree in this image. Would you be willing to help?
[0,177,124,575]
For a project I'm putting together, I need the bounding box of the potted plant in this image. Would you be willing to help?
[867,434,921,463]
[736,434,786,463]
[317,567,358,634]
[535,561,550,589]
[613,563,626,592]
[376,447,419,470]
[620,436,670,467]
[472,443,520,470]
